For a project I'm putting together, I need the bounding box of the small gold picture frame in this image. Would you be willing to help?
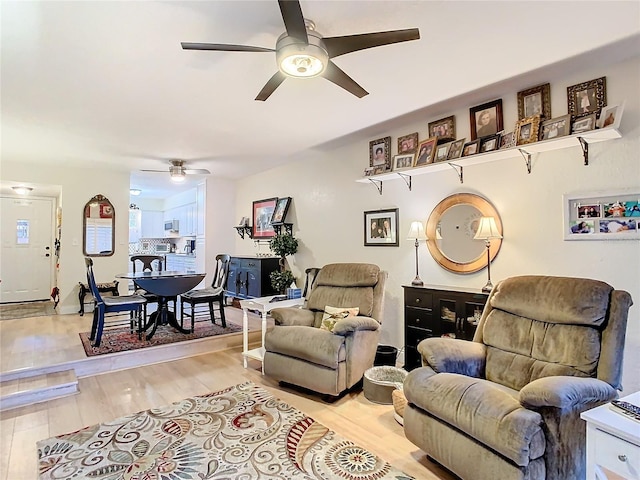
[515,115,541,146]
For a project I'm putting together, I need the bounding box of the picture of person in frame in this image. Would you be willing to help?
[577,88,597,114]
[524,92,543,117]
[415,142,434,166]
[372,144,386,166]
[475,108,498,137]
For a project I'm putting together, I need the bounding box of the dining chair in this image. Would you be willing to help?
[130,255,176,321]
[85,258,146,347]
[180,254,230,332]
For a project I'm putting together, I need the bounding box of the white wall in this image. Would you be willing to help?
[235,55,640,392]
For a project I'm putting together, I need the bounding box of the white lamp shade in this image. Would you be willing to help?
[407,221,427,240]
[474,217,503,240]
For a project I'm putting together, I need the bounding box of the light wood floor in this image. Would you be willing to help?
[0,308,455,480]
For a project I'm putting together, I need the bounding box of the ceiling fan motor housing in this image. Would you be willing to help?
[276,30,328,78]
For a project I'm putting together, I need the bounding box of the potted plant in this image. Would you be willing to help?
[269,233,298,294]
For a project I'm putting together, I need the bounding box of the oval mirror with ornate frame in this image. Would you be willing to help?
[426,193,502,274]
[83,194,115,257]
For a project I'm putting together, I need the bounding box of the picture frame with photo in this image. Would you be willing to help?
[517,83,551,120]
[571,113,597,134]
[597,102,625,129]
[434,143,451,162]
[270,197,292,225]
[480,134,501,153]
[447,138,466,160]
[428,115,456,143]
[397,132,419,154]
[567,76,606,118]
[539,114,571,140]
[414,137,438,166]
[392,153,415,172]
[499,131,515,149]
[515,115,541,146]
[563,190,640,241]
[363,166,376,177]
[369,136,391,171]
[461,139,481,157]
[470,99,503,140]
[364,208,399,247]
[252,197,277,239]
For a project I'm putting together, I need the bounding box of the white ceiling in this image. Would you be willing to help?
[2,1,639,199]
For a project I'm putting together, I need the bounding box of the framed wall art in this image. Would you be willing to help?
[252,197,277,239]
[567,76,606,118]
[397,132,419,154]
[517,83,551,120]
[434,143,451,162]
[515,115,541,146]
[462,139,481,157]
[270,197,292,225]
[428,115,456,143]
[470,99,503,140]
[447,138,466,159]
[414,137,437,166]
[563,190,640,241]
[364,208,399,246]
[480,134,501,153]
[499,131,515,149]
[571,113,597,134]
[369,136,391,171]
[392,154,415,171]
[597,102,625,129]
[539,114,571,140]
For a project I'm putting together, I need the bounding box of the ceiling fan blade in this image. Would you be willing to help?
[140,169,167,173]
[323,28,420,58]
[278,0,308,44]
[323,61,368,98]
[255,71,287,101]
[184,169,211,175]
[181,42,274,53]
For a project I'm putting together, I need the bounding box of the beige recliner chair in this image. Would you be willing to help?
[264,263,387,397]
[403,275,632,480]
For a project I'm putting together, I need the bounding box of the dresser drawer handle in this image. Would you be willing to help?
[618,454,627,462]
[415,298,420,303]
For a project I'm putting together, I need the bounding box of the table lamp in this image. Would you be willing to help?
[407,221,427,286]
[473,216,503,293]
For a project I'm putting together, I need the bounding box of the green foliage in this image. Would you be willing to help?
[269,233,298,259]
[270,270,295,294]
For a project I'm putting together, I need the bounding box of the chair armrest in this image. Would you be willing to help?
[332,316,380,336]
[417,337,486,377]
[270,307,315,327]
[519,376,617,410]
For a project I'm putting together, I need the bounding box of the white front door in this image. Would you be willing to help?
[0,196,55,302]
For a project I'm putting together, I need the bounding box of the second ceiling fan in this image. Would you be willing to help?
[181,0,420,101]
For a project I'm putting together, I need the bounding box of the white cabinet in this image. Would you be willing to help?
[129,209,141,243]
[165,254,196,273]
[196,182,206,236]
[140,210,164,238]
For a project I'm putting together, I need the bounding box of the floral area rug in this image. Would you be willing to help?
[37,381,414,480]
[79,320,242,356]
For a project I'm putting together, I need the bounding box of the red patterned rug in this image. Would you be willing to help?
[79,320,242,357]
[38,381,413,479]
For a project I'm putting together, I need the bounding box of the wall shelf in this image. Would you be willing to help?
[356,126,622,195]
[234,223,293,239]
[234,226,253,239]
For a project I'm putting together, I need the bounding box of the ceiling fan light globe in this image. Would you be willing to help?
[170,174,186,183]
[276,32,328,78]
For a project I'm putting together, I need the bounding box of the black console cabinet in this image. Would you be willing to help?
[226,256,280,300]
[403,285,489,371]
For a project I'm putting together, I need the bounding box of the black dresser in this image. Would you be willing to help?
[403,285,489,370]
[226,256,280,300]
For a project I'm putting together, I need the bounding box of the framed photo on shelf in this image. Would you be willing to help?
[517,83,551,120]
[462,139,481,157]
[539,114,571,140]
[563,190,640,241]
[270,197,292,225]
[434,143,451,162]
[480,134,501,153]
[447,138,465,160]
[428,115,456,143]
[470,99,503,140]
[392,153,415,171]
[515,115,541,145]
[364,208,399,247]
[397,132,419,154]
[499,131,515,149]
[414,137,438,166]
[597,102,625,129]
[252,197,277,239]
[369,136,391,171]
[567,76,606,118]
[571,113,597,134]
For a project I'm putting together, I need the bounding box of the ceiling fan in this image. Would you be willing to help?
[141,160,211,183]
[181,0,420,101]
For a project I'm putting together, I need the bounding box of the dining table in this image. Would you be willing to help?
[115,270,205,340]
